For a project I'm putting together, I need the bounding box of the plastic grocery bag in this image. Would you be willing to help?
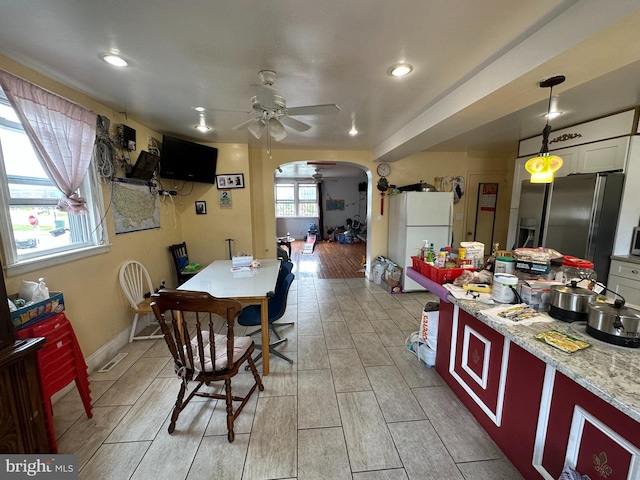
[31,278,50,303]
[420,301,439,344]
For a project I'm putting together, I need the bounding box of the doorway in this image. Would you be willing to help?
[274,162,371,278]
[464,173,508,257]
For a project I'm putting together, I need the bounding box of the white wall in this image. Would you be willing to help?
[276,217,318,239]
[322,177,367,232]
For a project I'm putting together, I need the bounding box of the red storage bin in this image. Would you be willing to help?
[411,256,431,277]
[429,265,473,284]
[14,312,92,453]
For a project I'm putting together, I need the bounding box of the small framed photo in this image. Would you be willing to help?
[195,201,207,215]
[216,174,245,189]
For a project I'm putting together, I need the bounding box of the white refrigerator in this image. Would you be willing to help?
[388,191,454,291]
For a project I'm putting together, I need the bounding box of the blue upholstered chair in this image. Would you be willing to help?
[237,272,295,364]
[275,261,293,301]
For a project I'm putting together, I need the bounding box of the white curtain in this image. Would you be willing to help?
[0,70,97,213]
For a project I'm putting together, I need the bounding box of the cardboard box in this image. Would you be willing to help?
[518,281,562,311]
[383,264,403,288]
[10,292,65,330]
[381,280,403,294]
[514,259,551,274]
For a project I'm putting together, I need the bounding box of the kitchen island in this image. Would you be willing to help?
[407,267,640,480]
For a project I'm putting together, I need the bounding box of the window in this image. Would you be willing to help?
[0,91,107,274]
[275,182,318,217]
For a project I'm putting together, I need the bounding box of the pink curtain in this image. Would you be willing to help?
[0,70,97,213]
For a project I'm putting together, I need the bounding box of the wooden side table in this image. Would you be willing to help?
[0,338,49,453]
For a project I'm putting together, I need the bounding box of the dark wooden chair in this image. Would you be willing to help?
[168,242,200,285]
[150,289,264,442]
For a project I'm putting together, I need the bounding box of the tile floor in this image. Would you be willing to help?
[54,277,524,479]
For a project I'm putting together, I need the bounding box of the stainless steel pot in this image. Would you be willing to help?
[548,282,598,322]
[420,183,438,192]
[586,301,640,348]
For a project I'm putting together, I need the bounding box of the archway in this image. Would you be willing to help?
[273,161,372,278]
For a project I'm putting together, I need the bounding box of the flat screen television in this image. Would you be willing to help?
[160,135,218,184]
[128,150,161,181]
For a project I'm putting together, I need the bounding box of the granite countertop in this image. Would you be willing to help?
[455,299,640,423]
[611,254,640,265]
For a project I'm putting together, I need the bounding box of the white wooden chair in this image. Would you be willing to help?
[119,260,163,342]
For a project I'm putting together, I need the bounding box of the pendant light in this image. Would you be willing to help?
[525,75,565,183]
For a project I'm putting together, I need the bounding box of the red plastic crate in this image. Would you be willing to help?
[429,265,473,284]
[411,256,430,277]
[14,312,92,453]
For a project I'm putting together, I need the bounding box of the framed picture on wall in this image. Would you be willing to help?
[216,174,244,189]
[195,201,207,214]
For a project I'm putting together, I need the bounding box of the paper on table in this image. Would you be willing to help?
[480,304,554,325]
[443,284,494,303]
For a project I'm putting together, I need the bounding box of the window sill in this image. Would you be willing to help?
[5,244,111,277]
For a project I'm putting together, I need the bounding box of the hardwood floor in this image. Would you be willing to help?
[289,239,366,279]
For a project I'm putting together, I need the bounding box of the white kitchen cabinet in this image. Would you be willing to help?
[607,259,640,307]
[576,136,629,173]
[551,145,578,176]
[518,109,635,157]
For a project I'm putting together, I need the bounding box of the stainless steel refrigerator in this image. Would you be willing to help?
[514,181,549,249]
[515,172,624,282]
[388,191,453,291]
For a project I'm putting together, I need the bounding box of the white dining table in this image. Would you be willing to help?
[178,259,281,376]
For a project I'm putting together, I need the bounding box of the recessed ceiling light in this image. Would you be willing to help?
[544,111,562,120]
[195,125,210,132]
[102,54,129,67]
[348,127,358,136]
[389,63,413,77]
[194,106,206,112]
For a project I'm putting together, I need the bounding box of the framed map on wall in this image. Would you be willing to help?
[111,178,160,234]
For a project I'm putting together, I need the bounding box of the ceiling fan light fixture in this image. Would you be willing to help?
[389,63,413,77]
[527,75,566,183]
[268,117,287,141]
[248,120,266,139]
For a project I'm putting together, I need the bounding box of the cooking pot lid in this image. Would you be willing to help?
[589,302,640,321]
[551,284,597,297]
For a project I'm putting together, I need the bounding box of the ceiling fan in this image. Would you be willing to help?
[311,168,337,184]
[233,70,340,141]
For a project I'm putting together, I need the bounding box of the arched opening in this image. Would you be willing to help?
[273,161,372,279]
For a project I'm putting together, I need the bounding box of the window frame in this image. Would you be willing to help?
[275,181,318,218]
[0,94,109,276]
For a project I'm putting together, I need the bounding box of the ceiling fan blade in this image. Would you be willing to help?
[286,104,340,116]
[280,116,311,132]
[232,117,261,131]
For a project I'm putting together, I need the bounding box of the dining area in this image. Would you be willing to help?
[52,253,523,479]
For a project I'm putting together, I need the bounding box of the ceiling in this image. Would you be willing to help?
[1,1,639,166]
